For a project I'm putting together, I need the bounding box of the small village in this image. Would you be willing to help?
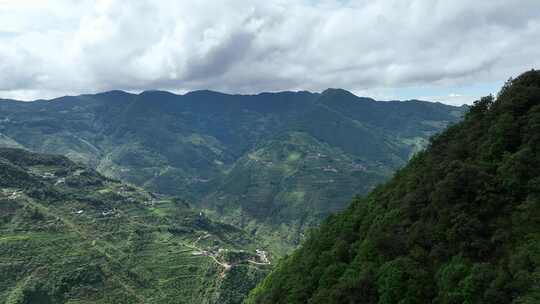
[189,242,271,272]
[186,176,211,184]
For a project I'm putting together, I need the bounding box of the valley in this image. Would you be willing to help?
[2,1,537,303]
[0,89,465,254]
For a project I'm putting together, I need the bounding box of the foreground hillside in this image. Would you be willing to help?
[0,148,269,304]
[0,89,465,253]
[247,71,540,303]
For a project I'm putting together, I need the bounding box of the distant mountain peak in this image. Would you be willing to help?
[319,88,377,104]
[96,89,132,96]
[185,89,230,97]
[139,89,179,97]
[321,88,355,96]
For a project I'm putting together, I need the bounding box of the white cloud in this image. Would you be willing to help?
[0,0,539,103]
[420,93,478,107]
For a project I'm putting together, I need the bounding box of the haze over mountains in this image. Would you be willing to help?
[0,89,465,253]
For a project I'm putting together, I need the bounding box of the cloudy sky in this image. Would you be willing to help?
[1,0,539,105]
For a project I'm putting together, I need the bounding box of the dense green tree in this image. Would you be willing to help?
[246,70,540,303]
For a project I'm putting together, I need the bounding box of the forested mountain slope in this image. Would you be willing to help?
[247,71,540,303]
[0,148,269,304]
[0,89,465,253]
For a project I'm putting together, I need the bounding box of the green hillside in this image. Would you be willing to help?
[0,90,465,253]
[0,148,270,304]
[201,131,388,253]
[247,71,540,303]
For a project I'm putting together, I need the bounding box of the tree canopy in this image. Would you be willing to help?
[246,70,540,304]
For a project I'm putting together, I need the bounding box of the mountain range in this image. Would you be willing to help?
[0,89,465,254]
[4,71,539,303]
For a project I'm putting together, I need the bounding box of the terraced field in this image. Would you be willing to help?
[0,148,269,304]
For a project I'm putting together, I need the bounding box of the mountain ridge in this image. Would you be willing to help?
[2,88,466,107]
[0,88,466,254]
